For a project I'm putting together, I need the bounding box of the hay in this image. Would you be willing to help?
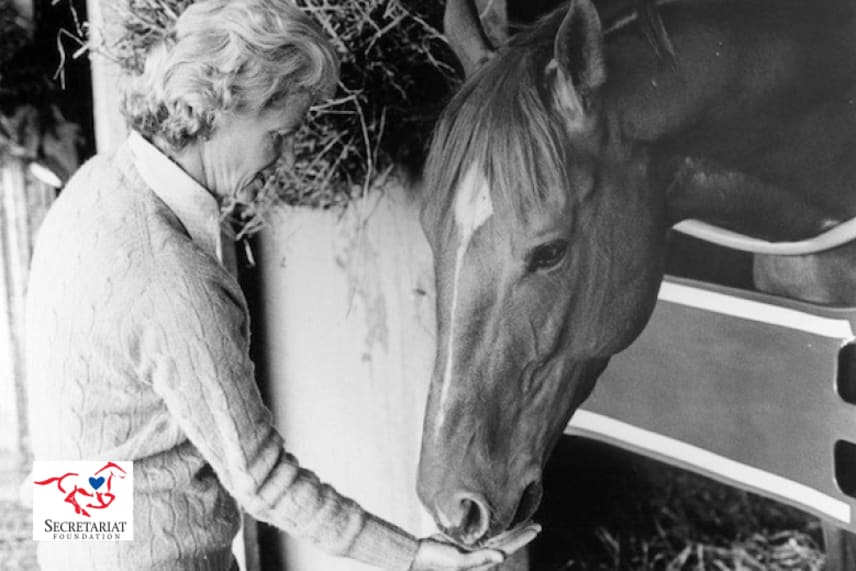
[633,468,826,570]
[599,470,828,571]
[536,439,827,570]
[603,525,826,570]
[89,0,459,230]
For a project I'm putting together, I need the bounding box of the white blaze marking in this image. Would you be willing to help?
[435,165,494,437]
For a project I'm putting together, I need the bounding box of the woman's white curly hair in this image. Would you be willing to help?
[122,0,339,151]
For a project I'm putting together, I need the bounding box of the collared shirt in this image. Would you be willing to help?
[127,131,224,263]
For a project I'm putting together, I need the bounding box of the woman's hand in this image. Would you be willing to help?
[409,523,541,571]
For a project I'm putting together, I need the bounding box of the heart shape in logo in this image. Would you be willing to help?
[89,476,105,490]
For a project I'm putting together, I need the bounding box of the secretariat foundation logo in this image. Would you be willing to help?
[32,460,133,541]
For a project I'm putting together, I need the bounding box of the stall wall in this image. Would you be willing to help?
[256,184,437,569]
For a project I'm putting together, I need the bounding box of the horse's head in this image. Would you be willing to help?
[418,0,667,545]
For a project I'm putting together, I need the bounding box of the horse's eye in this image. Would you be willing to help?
[527,240,568,272]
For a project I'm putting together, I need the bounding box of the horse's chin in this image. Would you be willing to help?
[436,518,540,553]
[482,520,537,547]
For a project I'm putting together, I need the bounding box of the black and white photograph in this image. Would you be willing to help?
[1,0,855,569]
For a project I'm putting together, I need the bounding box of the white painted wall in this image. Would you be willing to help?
[256,185,437,569]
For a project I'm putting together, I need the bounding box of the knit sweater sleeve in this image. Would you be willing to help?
[134,252,419,570]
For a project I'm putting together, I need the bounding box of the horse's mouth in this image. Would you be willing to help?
[436,525,482,549]
[438,519,537,551]
[482,520,537,551]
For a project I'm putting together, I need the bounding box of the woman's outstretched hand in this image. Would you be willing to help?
[409,523,541,570]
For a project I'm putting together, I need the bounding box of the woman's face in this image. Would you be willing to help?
[203,92,312,197]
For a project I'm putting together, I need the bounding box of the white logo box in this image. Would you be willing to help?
[31,460,134,541]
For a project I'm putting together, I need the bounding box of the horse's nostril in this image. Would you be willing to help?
[450,492,491,544]
[461,498,481,533]
[510,480,543,528]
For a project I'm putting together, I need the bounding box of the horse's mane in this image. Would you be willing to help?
[423,9,571,226]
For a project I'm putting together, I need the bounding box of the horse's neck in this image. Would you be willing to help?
[606,0,855,139]
[605,0,856,241]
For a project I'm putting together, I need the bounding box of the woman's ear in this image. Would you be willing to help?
[545,0,606,126]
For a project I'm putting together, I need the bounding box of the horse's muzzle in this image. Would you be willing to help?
[424,475,544,546]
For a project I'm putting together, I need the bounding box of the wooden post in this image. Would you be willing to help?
[0,160,48,461]
[85,0,128,152]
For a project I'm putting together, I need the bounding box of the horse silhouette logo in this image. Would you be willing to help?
[34,461,127,517]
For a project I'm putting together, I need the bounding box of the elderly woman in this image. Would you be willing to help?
[25,0,537,569]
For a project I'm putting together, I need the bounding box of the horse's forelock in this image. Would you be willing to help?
[424,39,576,234]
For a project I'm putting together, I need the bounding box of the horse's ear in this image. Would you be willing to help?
[548,0,606,123]
[445,0,497,76]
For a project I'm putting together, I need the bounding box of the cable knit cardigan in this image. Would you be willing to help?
[25,133,419,570]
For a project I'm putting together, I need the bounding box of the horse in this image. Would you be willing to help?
[416,0,856,567]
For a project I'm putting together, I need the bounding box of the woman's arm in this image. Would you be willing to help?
[137,258,418,570]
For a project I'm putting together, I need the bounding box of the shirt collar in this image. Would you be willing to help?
[128,131,223,262]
